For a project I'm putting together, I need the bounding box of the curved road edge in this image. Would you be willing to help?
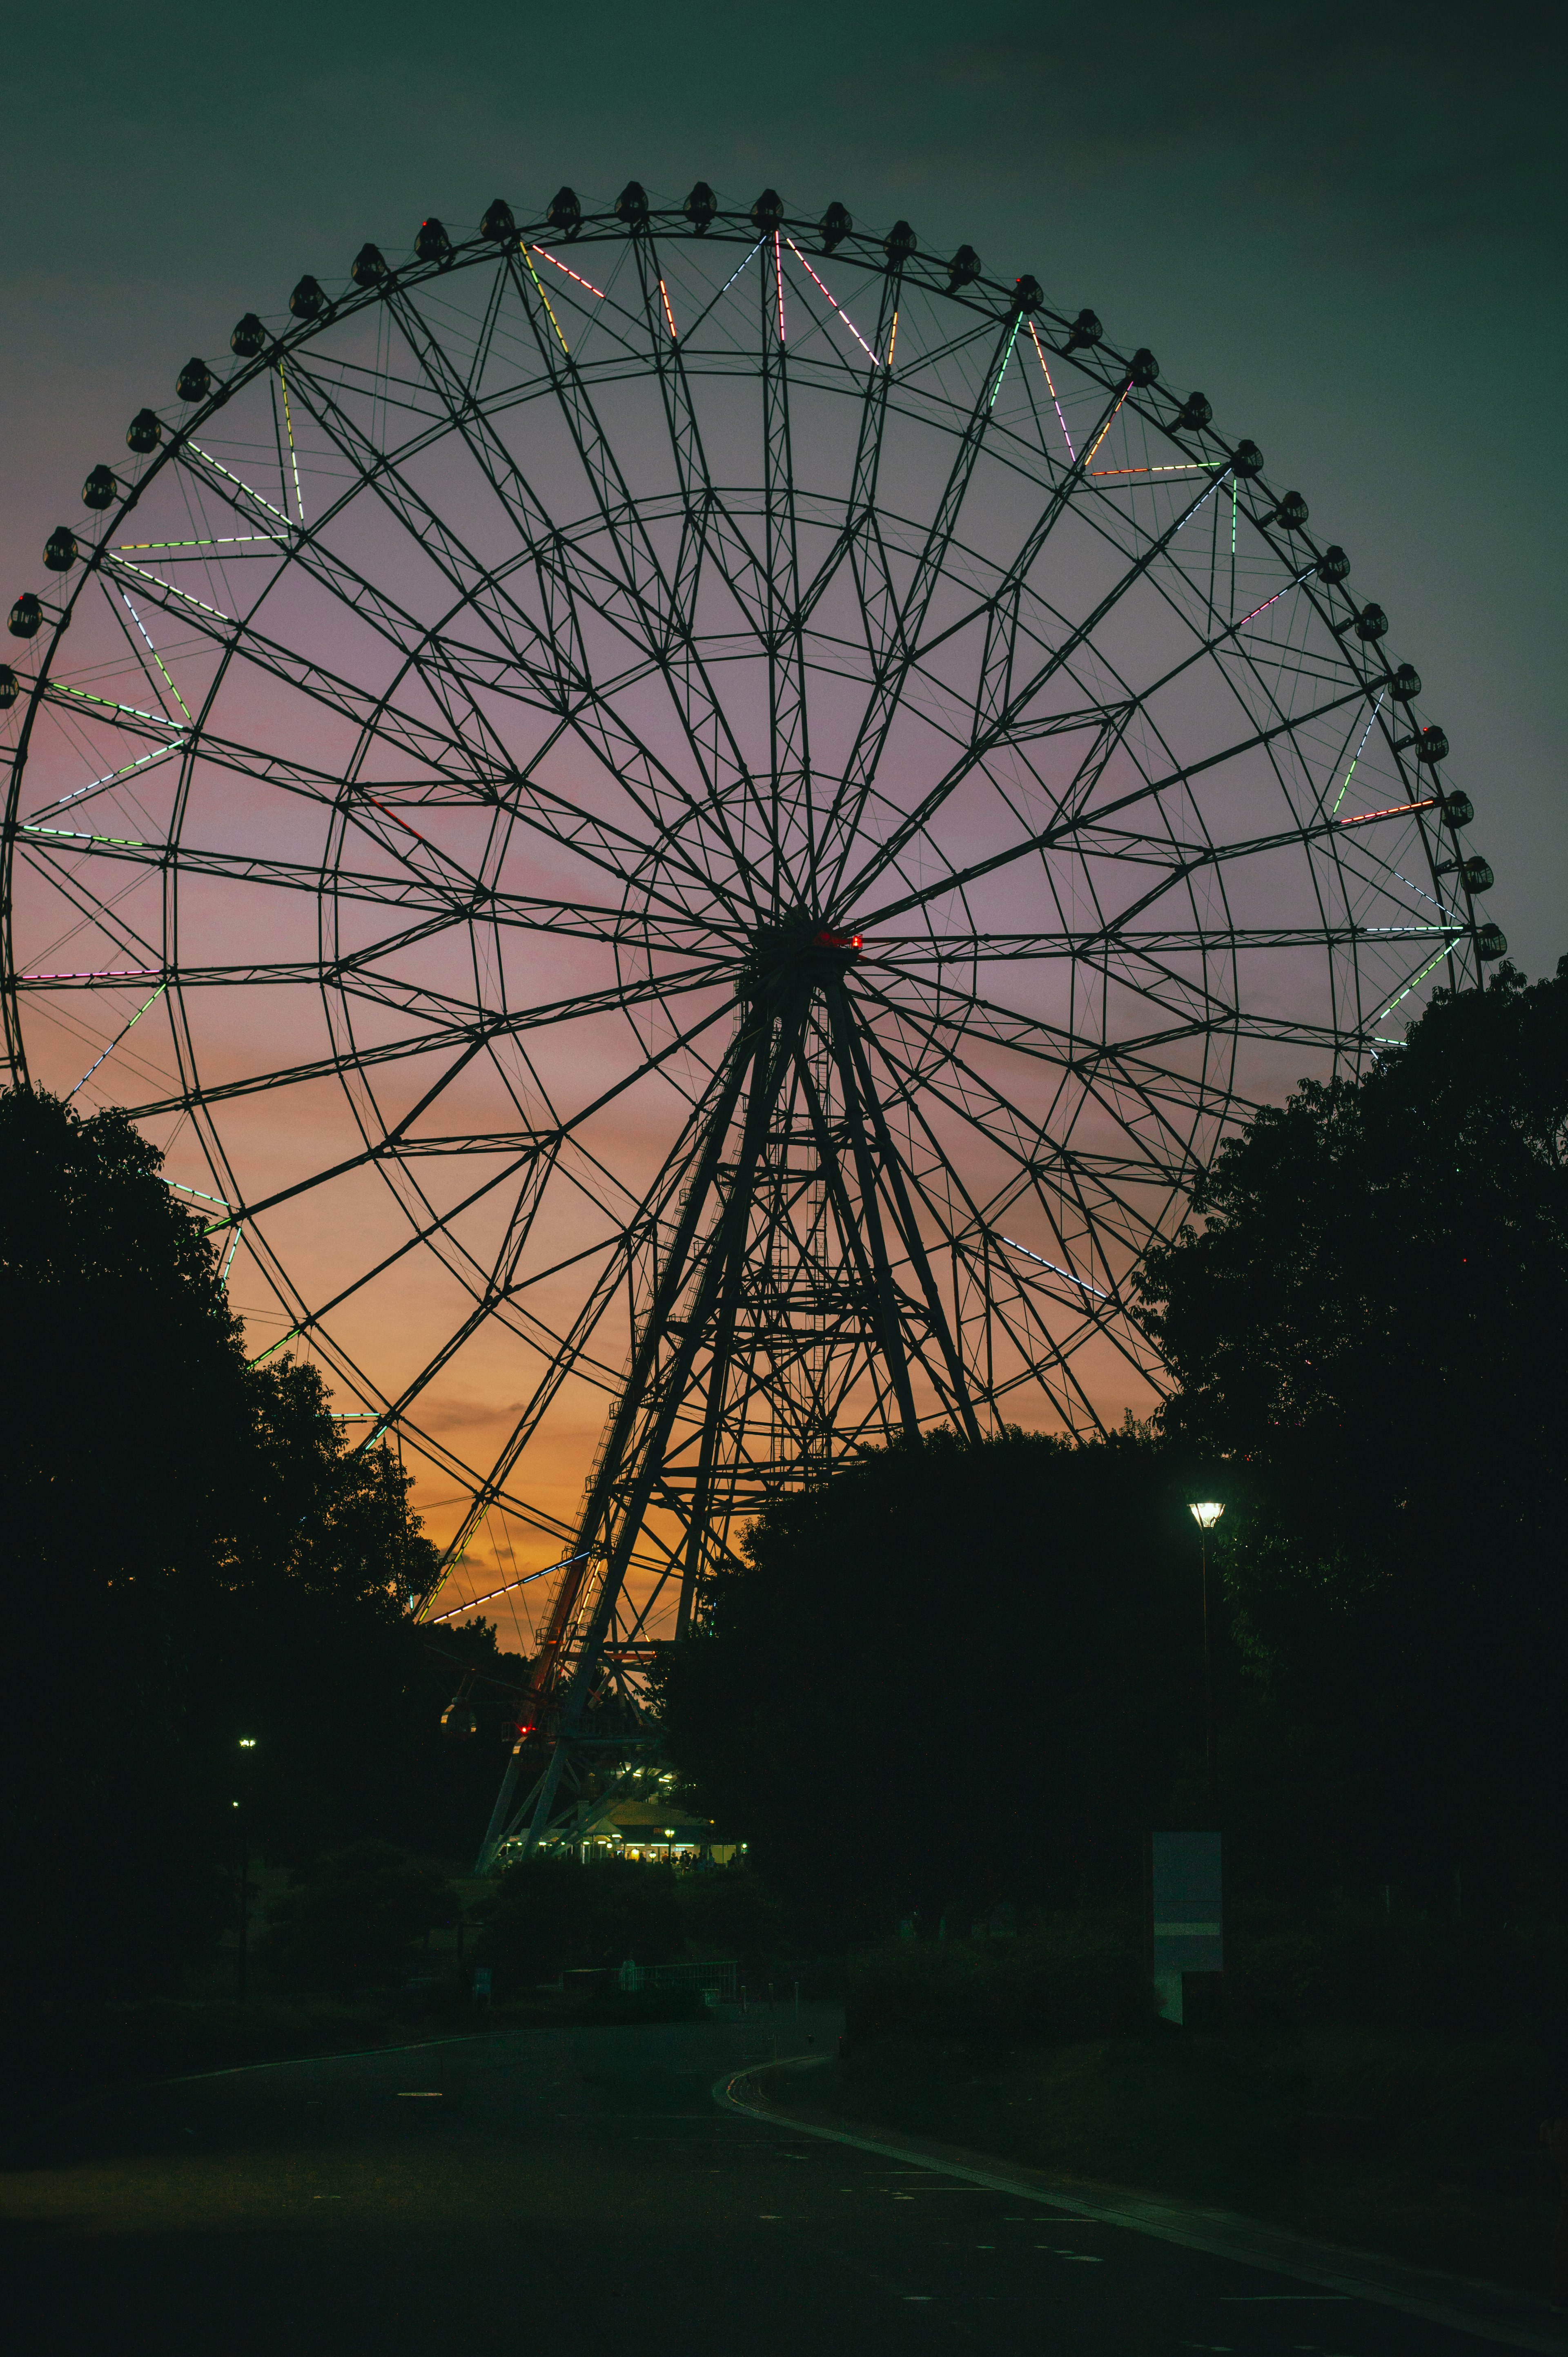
[714,2054,1562,2354]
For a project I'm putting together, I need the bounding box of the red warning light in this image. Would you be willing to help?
[813,928,863,953]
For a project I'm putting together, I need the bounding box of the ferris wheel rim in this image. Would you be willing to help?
[2,185,1492,1606]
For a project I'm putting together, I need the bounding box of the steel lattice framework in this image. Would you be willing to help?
[1,183,1498,1866]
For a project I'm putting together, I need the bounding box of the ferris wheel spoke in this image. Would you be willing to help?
[630,228,772,644]
[849,677,1377,934]
[858,979,1212,1213]
[756,233,815,901]
[247,362,764,910]
[100,515,752,923]
[815,307,1036,899]
[16,822,729,952]
[119,959,726,1124]
[846,1043,1125,1430]
[835,464,1244,912]
[829,984,984,1439]
[459,253,773,902]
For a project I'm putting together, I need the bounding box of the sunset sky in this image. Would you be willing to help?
[4,1,1561,1641]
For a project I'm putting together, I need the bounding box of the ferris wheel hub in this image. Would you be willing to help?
[738,916,863,1005]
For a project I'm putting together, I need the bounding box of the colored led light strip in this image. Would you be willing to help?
[717,239,765,299]
[49,684,175,724]
[1079,381,1131,469]
[187,441,295,526]
[38,736,185,815]
[1330,693,1386,816]
[220,1231,241,1287]
[277,362,306,525]
[658,277,678,340]
[114,535,286,551]
[23,823,149,846]
[249,1327,301,1366]
[783,238,879,366]
[20,966,163,981]
[1174,473,1227,533]
[885,307,900,369]
[1372,944,1452,1027]
[1089,463,1222,478]
[530,246,606,299]
[120,590,192,720]
[987,315,1023,412]
[67,980,166,1098]
[522,248,570,354]
[1337,796,1438,828]
[163,1176,237,1209]
[113,558,233,624]
[999,1232,1108,1300]
[1028,321,1075,460]
[428,1550,593,1622]
[1234,569,1314,631]
[774,231,786,344]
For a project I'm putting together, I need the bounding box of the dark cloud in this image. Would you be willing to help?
[881,0,1558,251]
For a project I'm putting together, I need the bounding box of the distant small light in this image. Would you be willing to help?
[238,1737,258,1748]
[663,1828,674,1837]
[1188,1501,1224,1530]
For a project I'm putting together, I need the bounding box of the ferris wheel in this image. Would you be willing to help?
[2,182,1499,1855]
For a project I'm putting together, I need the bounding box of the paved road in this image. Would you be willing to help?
[1,2011,1530,2354]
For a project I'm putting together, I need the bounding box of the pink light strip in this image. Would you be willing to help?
[774,230,786,343]
[530,246,606,299]
[1234,570,1313,631]
[1028,321,1075,460]
[783,238,879,367]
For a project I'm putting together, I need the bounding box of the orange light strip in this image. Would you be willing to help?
[659,277,678,340]
[1337,796,1438,827]
[1080,381,1132,471]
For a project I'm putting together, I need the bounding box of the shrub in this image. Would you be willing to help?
[478,1854,684,1990]
[256,1842,456,1996]
[846,1913,1154,2045]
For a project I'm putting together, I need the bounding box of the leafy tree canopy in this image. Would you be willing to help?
[659,1427,1211,1937]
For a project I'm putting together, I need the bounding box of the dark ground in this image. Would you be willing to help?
[1,2008,1543,2355]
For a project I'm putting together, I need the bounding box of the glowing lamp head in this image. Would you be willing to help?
[1188,1501,1224,1530]
[238,1736,258,1748]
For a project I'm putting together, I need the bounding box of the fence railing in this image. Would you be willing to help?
[617,1958,738,2003]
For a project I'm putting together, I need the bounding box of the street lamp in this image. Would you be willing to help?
[235,1737,259,1999]
[1188,1503,1225,1814]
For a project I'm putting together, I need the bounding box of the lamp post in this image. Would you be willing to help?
[1188,1504,1224,1815]
[235,1738,258,2001]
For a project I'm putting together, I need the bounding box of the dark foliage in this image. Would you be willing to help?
[844,1916,1154,2045]
[658,1425,1212,1937]
[1135,959,1568,1908]
[256,1843,457,1996]
[0,1087,503,2004]
[477,1854,785,1993]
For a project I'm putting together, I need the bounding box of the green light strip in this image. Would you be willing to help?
[277,363,306,524]
[1372,944,1451,1027]
[987,315,1023,413]
[120,588,194,721]
[186,441,294,526]
[49,683,168,724]
[114,535,287,551]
